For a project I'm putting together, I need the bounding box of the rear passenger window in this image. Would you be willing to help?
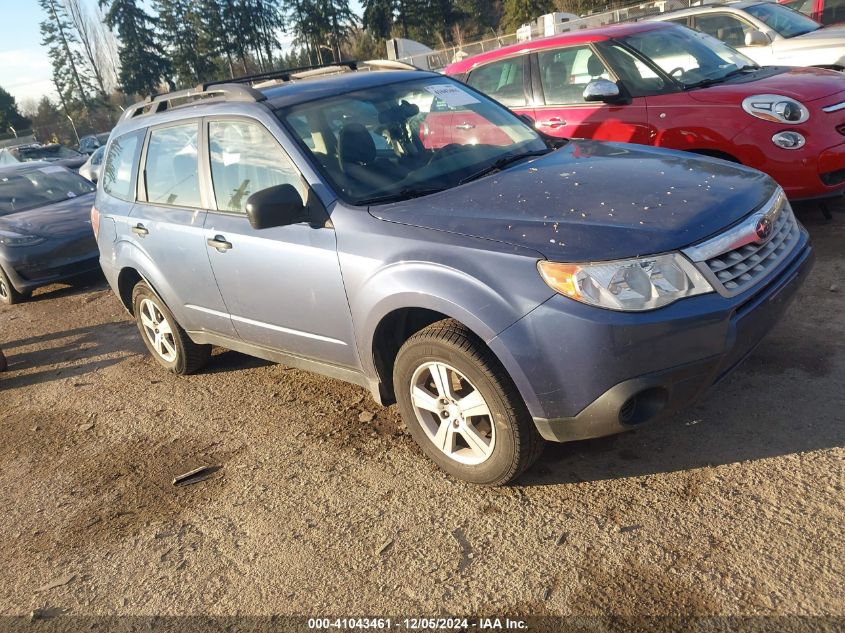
[692,13,754,48]
[466,58,527,107]
[144,123,201,208]
[101,129,143,201]
[208,120,307,213]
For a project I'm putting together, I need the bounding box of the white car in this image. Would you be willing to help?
[78,145,105,183]
[648,1,845,69]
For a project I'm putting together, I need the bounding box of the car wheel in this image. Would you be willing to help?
[132,282,211,375]
[0,266,27,306]
[393,319,544,485]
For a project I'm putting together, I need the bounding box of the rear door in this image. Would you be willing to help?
[531,44,651,144]
[465,54,532,120]
[201,116,358,367]
[129,120,235,336]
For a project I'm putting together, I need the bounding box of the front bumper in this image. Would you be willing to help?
[1,237,100,293]
[489,233,814,443]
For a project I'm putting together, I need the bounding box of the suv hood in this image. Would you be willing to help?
[371,141,777,261]
[0,192,95,240]
[778,24,845,47]
[688,66,845,104]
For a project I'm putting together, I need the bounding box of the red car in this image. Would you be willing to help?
[445,21,845,201]
[780,0,845,25]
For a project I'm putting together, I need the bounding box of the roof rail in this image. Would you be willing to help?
[203,61,361,89]
[118,59,423,123]
[118,83,265,123]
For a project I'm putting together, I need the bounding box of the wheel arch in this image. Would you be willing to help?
[689,148,741,163]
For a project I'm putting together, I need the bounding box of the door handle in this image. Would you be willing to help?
[207,235,232,252]
[538,118,567,129]
[131,223,149,237]
[454,123,476,130]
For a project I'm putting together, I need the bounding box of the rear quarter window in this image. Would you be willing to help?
[101,129,144,201]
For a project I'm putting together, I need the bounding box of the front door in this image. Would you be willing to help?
[530,45,651,144]
[201,118,358,368]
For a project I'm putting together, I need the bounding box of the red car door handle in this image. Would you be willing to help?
[538,118,567,128]
[454,123,476,130]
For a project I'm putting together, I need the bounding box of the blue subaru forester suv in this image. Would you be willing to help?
[93,61,813,485]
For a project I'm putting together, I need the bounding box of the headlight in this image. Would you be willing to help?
[742,94,809,124]
[538,253,713,311]
[0,229,45,247]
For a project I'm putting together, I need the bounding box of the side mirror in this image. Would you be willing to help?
[517,113,536,128]
[745,29,770,46]
[583,79,622,103]
[245,184,307,230]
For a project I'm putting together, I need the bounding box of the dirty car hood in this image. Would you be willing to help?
[370,141,778,261]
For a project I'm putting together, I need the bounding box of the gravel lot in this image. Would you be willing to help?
[0,203,843,621]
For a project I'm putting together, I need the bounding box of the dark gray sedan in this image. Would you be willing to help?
[0,163,99,305]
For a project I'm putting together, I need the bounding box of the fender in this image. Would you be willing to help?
[112,237,190,325]
[351,259,545,380]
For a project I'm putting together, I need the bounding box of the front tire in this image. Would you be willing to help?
[132,282,211,375]
[393,319,544,485]
[0,266,27,306]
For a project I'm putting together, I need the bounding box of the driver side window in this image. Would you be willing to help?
[538,46,611,105]
[208,120,307,214]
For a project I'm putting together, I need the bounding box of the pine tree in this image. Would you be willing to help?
[324,0,357,62]
[100,0,172,96]
[362,0,394,40]
[0,87,32,133]
[501,0,556,32]
[39,0,94,109]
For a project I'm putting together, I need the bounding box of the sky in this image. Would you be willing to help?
[0,0,364,113]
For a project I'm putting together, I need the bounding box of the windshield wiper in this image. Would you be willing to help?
[358,186,448,206]
[458,149,551,186]
[684,66,759,89]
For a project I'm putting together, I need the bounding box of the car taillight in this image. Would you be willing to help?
[91,205,100,240]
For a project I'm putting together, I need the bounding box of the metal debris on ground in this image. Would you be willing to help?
[172,465,222,487]
[451,528,474,573]
[377,538,394,555]
[35,574,75,593]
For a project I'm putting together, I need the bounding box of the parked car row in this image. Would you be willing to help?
[445,20,845,202]
[62,62,810,485]
[0,45,826,483]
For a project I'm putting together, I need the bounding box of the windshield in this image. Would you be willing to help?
[620,25,758,89]
[0,167,95,215]
[278,77,548,205]
[744,2,821,37]
[9,144,83,162]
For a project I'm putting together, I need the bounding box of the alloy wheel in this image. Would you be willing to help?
[409,361,495,465]
[139,298,178,363]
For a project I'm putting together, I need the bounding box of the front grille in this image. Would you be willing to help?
[701,204,800,297]
[821,167,845,186]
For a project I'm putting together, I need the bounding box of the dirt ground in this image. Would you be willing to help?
[0,202,843,622]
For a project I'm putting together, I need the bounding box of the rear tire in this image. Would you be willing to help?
[0,266,27,306]
[132,282,211,375]
[393,319,544,485]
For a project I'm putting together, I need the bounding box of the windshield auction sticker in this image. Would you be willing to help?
[424,84,480,107]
